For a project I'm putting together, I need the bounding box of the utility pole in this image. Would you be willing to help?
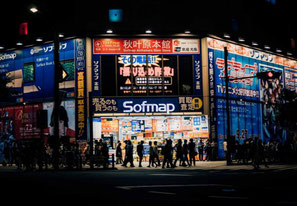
[224,46,232,165]
[52,33,61,169]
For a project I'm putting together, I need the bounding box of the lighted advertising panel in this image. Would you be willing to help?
[0,38,87,141]
[207,37,297,159]
[91,38,202,97]
[0,39,76,103]
[92,96,203,114]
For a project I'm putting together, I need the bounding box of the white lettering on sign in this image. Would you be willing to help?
[0,53,17,61]
[123,101,175,114]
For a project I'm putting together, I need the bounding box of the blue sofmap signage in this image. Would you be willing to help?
[0,40,76,103]
[92,96,203,114]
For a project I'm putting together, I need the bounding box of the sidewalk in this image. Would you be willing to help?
[1,161,296,171]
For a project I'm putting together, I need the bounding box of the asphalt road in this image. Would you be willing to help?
[1,163,297,206]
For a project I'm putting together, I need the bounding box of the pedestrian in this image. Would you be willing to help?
[153,141,161,166]
[102,142,109,168]
[137,141,144,167]
[198,139,204,161]
[205,140,211,161]
[173,139,183,167]
[162,139,173,168]
[116,141,123,164]
[188,139,196,166]
[182,139,190,166]
[147,141,156,167]
[122,140,134,167]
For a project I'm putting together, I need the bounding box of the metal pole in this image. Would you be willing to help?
[224,47,232,165]
[52,33,60,170]
[88,91,94,169]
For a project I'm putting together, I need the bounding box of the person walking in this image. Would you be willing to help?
[182,139,190,166]
[122,140,134,167]
[116,141,123,164]
[137,141,144,167]
[162,139,174,168]
[153,141,161,167]
[198,139,204,161]
[173,139,183,167]
[147,141,156,167]
[188,139,196,166]
[102,142,109,168]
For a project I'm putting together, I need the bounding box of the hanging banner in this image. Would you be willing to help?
[75,39,87,141]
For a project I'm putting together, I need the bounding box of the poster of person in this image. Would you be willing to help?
[43,100,75,143]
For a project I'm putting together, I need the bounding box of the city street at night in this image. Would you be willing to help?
[1,162,297,206]
[1,1,297,205]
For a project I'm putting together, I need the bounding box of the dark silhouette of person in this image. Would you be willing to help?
[102,142,109,168]
[198,139,204,161]
[122,140,134,167]
[162,139,173,168]
[137,141,144,167]
[147,141,156,167]
[173,139,183,167]
[116,141,123,164]
[153,141,161,166]
[188,139,196,166]
[182,139,190,166]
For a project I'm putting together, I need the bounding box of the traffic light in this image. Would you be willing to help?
[256,71,281,80]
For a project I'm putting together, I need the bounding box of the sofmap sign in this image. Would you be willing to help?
[92,96,203,114]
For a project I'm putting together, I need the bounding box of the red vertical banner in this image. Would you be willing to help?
[19,22,28,36]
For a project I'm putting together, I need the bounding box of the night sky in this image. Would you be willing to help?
[0,0,296,56]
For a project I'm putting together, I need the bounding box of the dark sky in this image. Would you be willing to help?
[0,0,296,54]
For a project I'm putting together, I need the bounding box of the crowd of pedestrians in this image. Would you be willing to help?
[1,136,297,171]
[115,139,217,168]
[0,138,85,171]
[229,137,297,168]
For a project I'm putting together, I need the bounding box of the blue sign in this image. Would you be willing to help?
[208,46,287,159]
[92,96,203,114]
[0,39,76,103]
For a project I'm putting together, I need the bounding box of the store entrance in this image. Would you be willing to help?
[92,114,209,163]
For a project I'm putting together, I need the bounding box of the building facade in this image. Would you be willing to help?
[0,35,297,161]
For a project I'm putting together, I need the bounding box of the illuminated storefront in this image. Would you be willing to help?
[92,96,207,147]
[1,35,297,162]
[91,38,207,148]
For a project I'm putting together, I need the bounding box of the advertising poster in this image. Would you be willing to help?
[43,100,76,141]
[0,103,43,163]
[117,55,177,95]
[284,67,297,92]
[208,37,297,158]
[93,118,101,140]
[207,37,295,158]
[0,39,76,103]
[0,104,42,140]
[75,38,87,141]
